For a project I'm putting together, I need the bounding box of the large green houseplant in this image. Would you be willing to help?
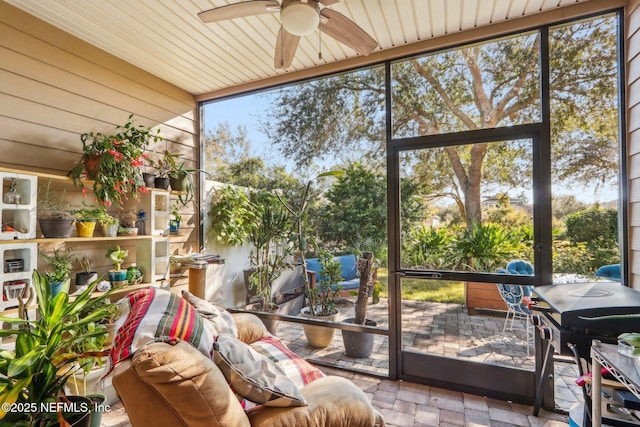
[300,250,343,348]
[0,270,116,426]
[67,114,161,208]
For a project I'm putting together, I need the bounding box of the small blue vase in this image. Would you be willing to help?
[50,278,70,298]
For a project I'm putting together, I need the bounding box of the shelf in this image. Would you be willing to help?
[5,235,167,244]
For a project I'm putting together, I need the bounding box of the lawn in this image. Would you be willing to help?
[376,267,465,304]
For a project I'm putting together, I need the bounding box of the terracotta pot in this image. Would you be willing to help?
[84,154,101,179]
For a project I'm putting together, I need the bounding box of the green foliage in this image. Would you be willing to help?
[207,186,255,246]
[565,208,617,246]
[306,250,343,317]
[248,191,292,310]
[402,226,453,269]
[40,247,75,283]
[321,163,386,247]
[552,240,593,275]
[0,270,115,425]
[106,245,128,271]
[68,114,161,208]
[444,222,522,272]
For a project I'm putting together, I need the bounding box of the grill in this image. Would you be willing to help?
[533,282,640,358]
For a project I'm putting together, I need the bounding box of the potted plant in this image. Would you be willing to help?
[73,205,102,238]
[106,245,128,286]
[67,114,161,208]
[37,179,75,238]
[0,270,116,426]
[40,246,75,297]
[169,203,182,234]
[300,249,343,348]
[246,191,292,334]
[75,254,99,289]
[118,211,139,236]
[149,150,177,190]
[341,251,381,358]
[96,208,119,237]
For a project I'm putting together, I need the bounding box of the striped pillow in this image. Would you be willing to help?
[107,288,216,374]
[212,335,307,407]
[250,336,324,389]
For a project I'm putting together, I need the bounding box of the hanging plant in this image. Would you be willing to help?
[67,114,161,208]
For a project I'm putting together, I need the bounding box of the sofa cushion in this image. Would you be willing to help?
[108,288,215,374]
[232,312,268,344]
[212,334,307,407]
[306,254,359,284]
[250,336,324,390]
[338,254,358,280]
[182,290,238,338]
[121,340,250,427]
[246,376,386,427]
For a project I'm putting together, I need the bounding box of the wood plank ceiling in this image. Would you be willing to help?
[6,0,597,97]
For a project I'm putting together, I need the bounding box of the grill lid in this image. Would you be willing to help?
[535,282,640,330]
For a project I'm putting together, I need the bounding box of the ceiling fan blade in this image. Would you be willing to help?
[198,1,280,23]
[274,26,301,69]
[319,9,378,56]
[318,0,342,5]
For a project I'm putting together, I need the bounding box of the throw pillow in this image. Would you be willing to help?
[232,313,268,344]
[107,288,216,374]
[182,290,239,338]
[212,335,307,407]
[250,336,324,390]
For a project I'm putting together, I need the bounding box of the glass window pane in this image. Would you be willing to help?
[549,15,620,281]
[391,32,540,138]
[400,139,534,274]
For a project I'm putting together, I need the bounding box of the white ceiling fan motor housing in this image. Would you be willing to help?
[280,0,319,36]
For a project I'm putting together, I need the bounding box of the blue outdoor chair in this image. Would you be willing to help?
[595,264,621,282]
[497,266,534,356]
[506,260,534,297]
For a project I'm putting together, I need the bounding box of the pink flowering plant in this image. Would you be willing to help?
[68,114,161,208]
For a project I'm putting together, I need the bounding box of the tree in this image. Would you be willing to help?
[320,162,422,250]
[263,18,618,226]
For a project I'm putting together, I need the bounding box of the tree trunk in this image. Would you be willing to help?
[354,252,375,325]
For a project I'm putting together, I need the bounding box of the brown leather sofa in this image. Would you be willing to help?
[112,312,386,427]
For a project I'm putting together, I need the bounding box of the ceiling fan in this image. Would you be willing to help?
[198,0,378,69]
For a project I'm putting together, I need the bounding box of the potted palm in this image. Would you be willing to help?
[0,270,116,426]
[38,179,75,238]
[106,245,128,287]
[40,246,75,298]
[67,114,161,208]
[300,250,343,348]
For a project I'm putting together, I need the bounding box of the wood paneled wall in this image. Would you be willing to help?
[0,2,198,289]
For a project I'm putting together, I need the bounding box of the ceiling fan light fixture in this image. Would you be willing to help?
[280,2,318,36]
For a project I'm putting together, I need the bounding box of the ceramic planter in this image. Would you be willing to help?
[50,278,71,298]
[154,176,170,190]
[169,219,181,234]
[300,306,339,348]
[102,223,119,237]
[341,318,378,358]
[169,173,189,192]
[76,220,96,237]
[75,271,98,287]
[39,218,74,238]
[107,270,127,287]
[142,172,155,187]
